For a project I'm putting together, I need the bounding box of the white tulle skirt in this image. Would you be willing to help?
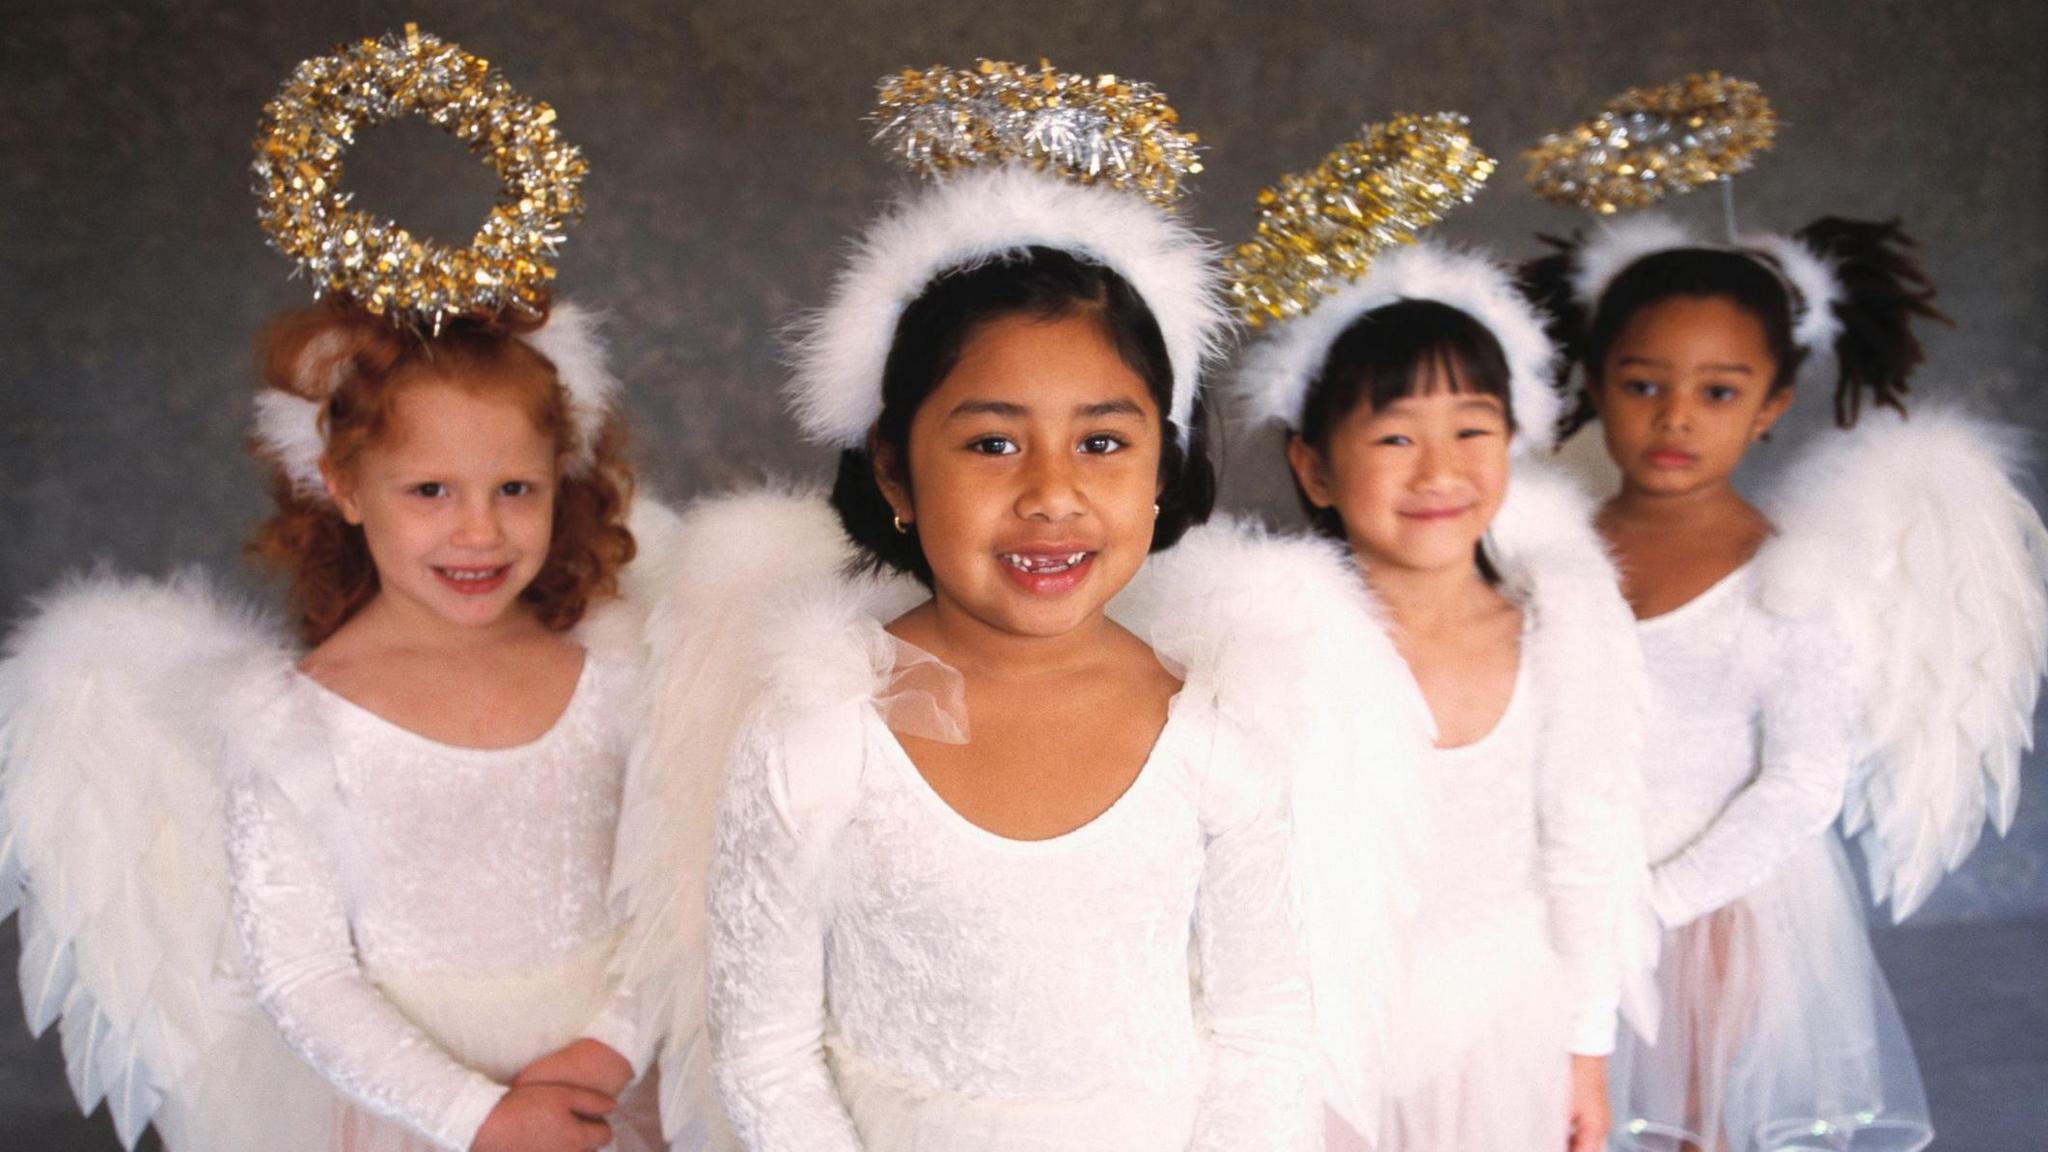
[1327,899,1573,1152]
[338,936,664,1152]
[828,1037,1197,1151]
[1609,834,1931,1152]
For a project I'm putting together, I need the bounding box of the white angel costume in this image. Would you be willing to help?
[1328,470,1654,1152]
[1233,215,1658,1151]
[694,504,1444,1152]
[0,501,685,1152]
[1606,408,2048,1152]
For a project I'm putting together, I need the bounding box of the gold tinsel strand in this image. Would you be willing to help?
[1523,72,1775,215]
[1226,113,1495,328]
[250,24,587,330]
[870,59,1203,208]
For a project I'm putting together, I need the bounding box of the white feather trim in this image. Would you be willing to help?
[1568,215,1700,315]
[1112,519,1431,1138]
[1237,242,1562,452]
[1570,214,1845,360]
[1486,463,1663,1042]
[786,166,1230,448]
[251,390,329,503]
[249,301,619,506]
[1759,406,2048,921]
[1739,231,1845,354]
[522,302,622,478]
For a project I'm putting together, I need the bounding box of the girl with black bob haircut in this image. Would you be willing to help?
[1289,297,1514,548]
[830,245,1217,584]
[1240,230,1646,1152]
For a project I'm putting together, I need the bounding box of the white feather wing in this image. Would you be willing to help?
[0,570,335,1150]
[1760,406,2048,921]
[605,488,857,1149]
[1110,519,1431,1141]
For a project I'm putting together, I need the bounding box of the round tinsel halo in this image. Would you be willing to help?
[869,58,1203,208]
[1523,72,1776,215]
[1225,112,1497,329]
[251,24,588,329]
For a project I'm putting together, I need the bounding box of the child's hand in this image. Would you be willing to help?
[1566,1054,1610,1152]
[511,1038,634,1097]
[471,1083,615,1152]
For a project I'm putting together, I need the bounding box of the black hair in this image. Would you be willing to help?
[1520,217,1946,441]
[828,246,1217,587]
[1289,297,1514,543]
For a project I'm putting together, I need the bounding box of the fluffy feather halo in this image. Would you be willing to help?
[1570,214,1843,355]
[250,301,621,504]
[1237,242,1562,453]
[785,165,1230,449]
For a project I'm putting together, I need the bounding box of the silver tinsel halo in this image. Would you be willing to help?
[870,58,1203,208]
[251,24,588,329]
[1524,72,1776,215]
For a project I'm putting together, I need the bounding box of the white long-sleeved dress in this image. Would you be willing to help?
[705,614,1319,1152]
[1608,564,1931,1151]
[1328,608,1629,1152]
[226,652,663,1152]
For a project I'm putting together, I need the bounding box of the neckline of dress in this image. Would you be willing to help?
[876,684,1193,853]
[1634,560,1756,633]
[1431,615,1536,757]
[297,651,596,759]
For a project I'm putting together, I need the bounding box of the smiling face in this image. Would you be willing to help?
[1592,293,1793,499]
[324,372,560,635]
[875,311,1163,640]
[1290,356,1512,577]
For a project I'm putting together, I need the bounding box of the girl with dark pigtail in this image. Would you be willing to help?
[1520,75,2048,1152]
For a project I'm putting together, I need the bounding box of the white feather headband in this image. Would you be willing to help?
[1238,242,1563,453]
[1570,213,1844,356]
[787,166,1226,449]
[252,302,620,503]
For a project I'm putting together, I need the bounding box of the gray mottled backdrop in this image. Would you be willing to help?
[3,3,2044,898]
[3,1,2047,1147]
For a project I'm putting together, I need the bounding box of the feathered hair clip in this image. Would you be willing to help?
[787,59,1228,449]
[1518,75,1944,437]
[1230,114,1563,452]
[246,26,618,504]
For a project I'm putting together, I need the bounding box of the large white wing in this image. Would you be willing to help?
[1759,406,2048,921]
[0,571,337,1150]
[1485,465,1661,1044]
[1110,519,1432,1142]
[605,488,857,1150]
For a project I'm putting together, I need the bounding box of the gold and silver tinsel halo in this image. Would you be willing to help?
[1225,112,1496,329]
[251,24,587,329]
[1524,72,1775,215]
[870,58,1203,208]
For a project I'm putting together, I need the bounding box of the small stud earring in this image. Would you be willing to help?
[1152,503,1161,518]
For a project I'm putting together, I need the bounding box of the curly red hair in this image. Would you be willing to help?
[247,301,636,646]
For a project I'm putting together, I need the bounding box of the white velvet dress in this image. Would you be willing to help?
[226,653,662,1152]
[705,622,1319,1152]
[1609,565,1931,1152]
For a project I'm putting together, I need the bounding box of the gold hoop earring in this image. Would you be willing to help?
[892,514,911,535]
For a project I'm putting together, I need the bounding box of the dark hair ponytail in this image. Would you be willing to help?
[1515,236,1594,442]
[1793,217,1948,428]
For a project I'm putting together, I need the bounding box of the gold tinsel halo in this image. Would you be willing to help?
[251,24,587,329]
[870,58,1203,208]
[1524,72,1776,215]
[1226,112,1496,328]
